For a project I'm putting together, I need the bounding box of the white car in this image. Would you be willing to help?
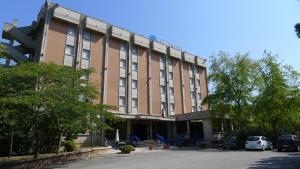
[245,136,273,151]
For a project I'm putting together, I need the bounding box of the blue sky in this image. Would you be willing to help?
[1,0,300,71]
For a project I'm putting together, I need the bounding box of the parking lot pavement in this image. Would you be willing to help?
[44,149,300,169]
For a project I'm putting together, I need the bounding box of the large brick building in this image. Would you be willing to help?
[1,1,215,146]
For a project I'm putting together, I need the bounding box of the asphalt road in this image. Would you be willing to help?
[45,149,300,169]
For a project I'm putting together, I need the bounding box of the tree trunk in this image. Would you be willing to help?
[8,130,14,158]
[56,129,64,154]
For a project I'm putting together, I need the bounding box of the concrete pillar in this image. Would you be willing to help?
[127,41,132,114]
[148,48,152,115]
[186,120,190,139]
[39,1,50,62]
[203,119,213,145]
[149,121,153,139]
[103,28,110,104]
[126,120,131,140]
[179,59,186,113]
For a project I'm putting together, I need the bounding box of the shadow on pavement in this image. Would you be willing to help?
[248,152,300,169]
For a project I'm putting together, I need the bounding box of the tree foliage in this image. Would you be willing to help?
[295,23,300,38]
[204,52,300,139]
[203,52,258,130]
[0,62,116,157]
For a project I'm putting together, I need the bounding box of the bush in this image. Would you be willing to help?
[64,140,76,152]
[119,145,135,154]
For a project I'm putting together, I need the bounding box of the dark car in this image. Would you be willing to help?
[277,135,300,152]
[222,135,238,149]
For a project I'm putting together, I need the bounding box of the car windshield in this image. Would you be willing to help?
[247,136,260,141]
[279,135,294,140]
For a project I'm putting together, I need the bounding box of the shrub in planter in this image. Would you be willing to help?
[119,145,135,154]
[65,140,76,152]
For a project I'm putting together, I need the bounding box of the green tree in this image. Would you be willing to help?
[203,52,258,131]
[254,53,300,139]
[295,23,300,38]
[0,63,116,157]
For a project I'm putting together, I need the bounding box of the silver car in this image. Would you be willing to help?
[245,136,273,151]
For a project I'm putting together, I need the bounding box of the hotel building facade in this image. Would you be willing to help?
[1,1,215,145]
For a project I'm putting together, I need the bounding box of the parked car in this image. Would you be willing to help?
[222,135,238,150]
[277,135,300,152]
[245,136,273,151]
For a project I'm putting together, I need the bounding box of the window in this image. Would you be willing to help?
[65,45,75,56]
[132,62,138,71]
[120,78,126,87]
[67,27,76,36]
[191,92,195,99]
[168,72,173,80]
[132,80,138,89]
[170,103,175,113]
[160,85,165,94]
[120,59,127,68]
[120,43,127,51]
[197,92,201,99]
[159,56,165,63]
[197,79,200,86]
[192,106,196,112]
[190,78,194,85]
[161,102,166,112]
[167,58,172,65]
[189,65,194,71]
[83,31,91,41]
[82,49,90,60]
[132,98,138,108]
[169,87,174,95]
[119,96,126,106]
[132,47,138,55]
[160,70,165,78]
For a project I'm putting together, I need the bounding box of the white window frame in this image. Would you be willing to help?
[160,85,165,94]
[65,45,75,56]
[120,43,127,51]
[132,62,138,71]
[67,27,76,36]
[132,80,138,89]
[159,56,165,63]
[168,58,172,65]
[192,106,196,112]
[82,49,90,60]
[119,96,126,106]
[132,47,138,55]
[169,72,173,80]
[190,78,194,85]
[160,70,165,78]
[120,77,126,87]
[120,59,127,68]
[169,87,174,95]
[191,92,195,99]
[83,31,91,41]
[170,103,175,113]
[132,98,138,108]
